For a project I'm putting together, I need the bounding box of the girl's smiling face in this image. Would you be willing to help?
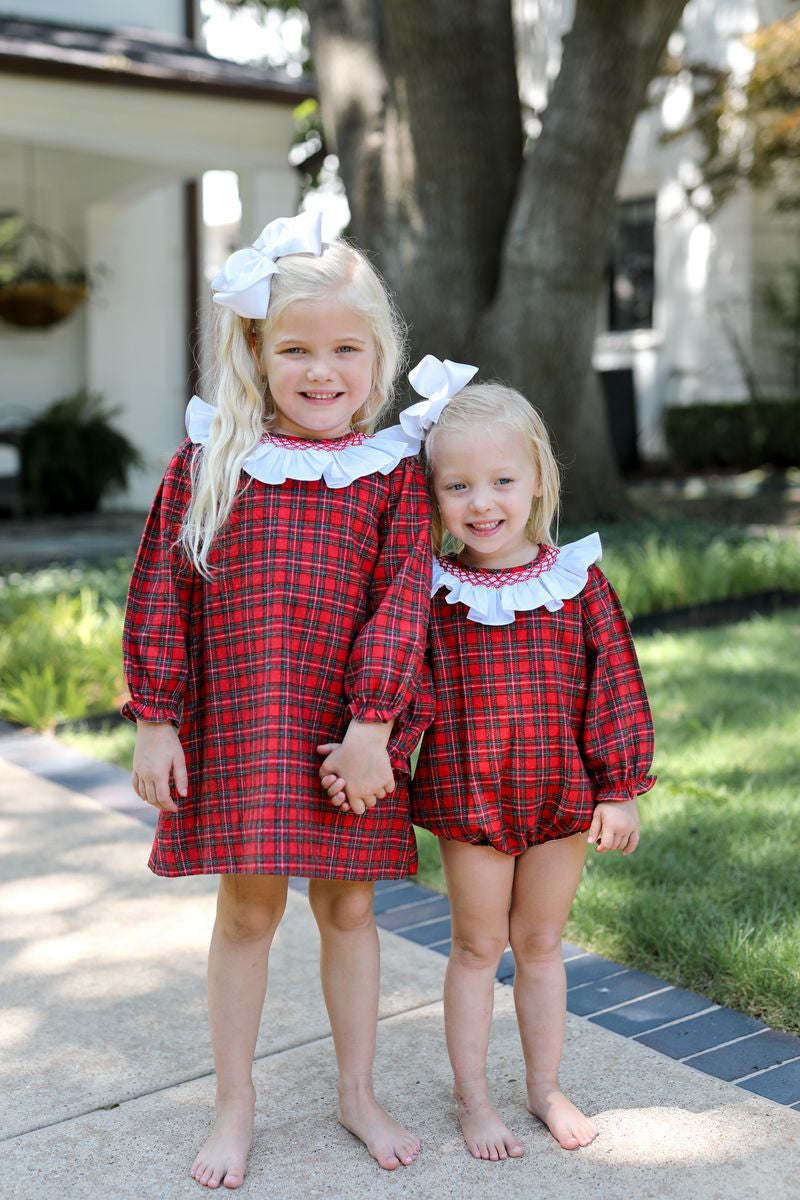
[262,297,376,438]
[431,425,542,568]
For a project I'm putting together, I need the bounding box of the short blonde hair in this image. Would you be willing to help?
[182,238,405,574]
[423,382,560,554]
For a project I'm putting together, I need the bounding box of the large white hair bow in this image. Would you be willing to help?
[211,210,323,319]
[399,354,479,440]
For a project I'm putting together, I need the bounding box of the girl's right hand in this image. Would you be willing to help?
[132,720,187,812]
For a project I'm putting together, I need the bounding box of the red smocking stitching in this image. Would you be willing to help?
[438,544,560,588]
[262,430,369,451]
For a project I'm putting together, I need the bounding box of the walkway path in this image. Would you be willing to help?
[2,730,799,1199]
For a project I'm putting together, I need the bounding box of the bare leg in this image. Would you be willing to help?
[439,840,524,1161]
[190,874,288,1190]
[308,878,421,1170]
[509,833,598,1149]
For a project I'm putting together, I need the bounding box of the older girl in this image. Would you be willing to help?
[123,213,432,1187]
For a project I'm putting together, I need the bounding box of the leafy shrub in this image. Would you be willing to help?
[0,565,128,730]
[664,399,800,471]
[20,390,142,514]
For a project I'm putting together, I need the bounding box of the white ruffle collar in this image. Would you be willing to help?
[432,533,602,625]
[185,395,419,489]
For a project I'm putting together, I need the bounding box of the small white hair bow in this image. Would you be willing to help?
[399,354,479,440]
[211,210,324,319]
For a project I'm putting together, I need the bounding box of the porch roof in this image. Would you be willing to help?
[0,15,314,104]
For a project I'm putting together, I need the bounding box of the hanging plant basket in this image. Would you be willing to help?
[0,222,91,329]
[0,280,89,328]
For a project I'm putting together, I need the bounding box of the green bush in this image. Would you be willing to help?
[664,399,800,471]
[0,563,128,730]
[20,390,142,514]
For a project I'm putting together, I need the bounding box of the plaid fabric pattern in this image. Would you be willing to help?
[411,560,655,855]
[122,439,433,879]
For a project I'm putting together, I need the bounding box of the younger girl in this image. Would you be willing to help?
[407,363,654,1161]
[123,212,432,1187]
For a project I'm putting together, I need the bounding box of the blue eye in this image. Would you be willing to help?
[446,482,466,491]
[497,477,513,485]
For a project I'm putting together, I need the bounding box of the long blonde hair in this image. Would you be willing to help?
[423,382,561,554]
[181,240,405,573]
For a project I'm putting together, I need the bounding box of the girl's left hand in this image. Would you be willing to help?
[319,752,349,810]
[587,799,640,855]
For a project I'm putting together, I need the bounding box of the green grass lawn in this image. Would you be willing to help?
[416,610,800,1034]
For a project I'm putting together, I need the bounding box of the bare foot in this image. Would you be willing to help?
[455,1088,524,1161]
[337,1088,421,1170]
[527,1084,598,1150]
[190,1086,255,1189]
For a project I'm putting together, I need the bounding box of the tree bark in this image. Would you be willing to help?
[304,0,690,518]
[480,0,689,516]
[305,0,523,365]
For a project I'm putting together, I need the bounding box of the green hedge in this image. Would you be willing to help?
[664,399,800,471]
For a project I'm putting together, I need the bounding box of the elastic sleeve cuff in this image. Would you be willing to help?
[348,701,405,723]
[120,699,182,726]
[594,775,657,804]
[348,688,415,723]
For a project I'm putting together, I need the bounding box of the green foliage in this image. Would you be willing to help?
[20,390,143,515]
[663,399,800,471]
[59,720,137,769]
[0,562,129,730]
[663,13,800,211]
[417,610,800,1032]
[599,529,800,619]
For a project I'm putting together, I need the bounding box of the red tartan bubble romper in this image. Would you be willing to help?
[411,533,655,854]
[122,396,433,880]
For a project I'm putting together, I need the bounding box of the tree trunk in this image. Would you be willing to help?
[480,0,689,517]
[305,0,523,365]
[304,0,689,518]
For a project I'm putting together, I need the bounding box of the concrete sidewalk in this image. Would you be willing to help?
[2,755,799,1200]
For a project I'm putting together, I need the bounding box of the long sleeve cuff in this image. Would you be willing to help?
[594,775,657,805]
[348,691,414,724]
[120,698,182,726]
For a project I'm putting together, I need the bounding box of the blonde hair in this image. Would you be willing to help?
[181,239,405,573]
[423,382,560,554]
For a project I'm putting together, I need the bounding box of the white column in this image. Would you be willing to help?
[86,182,187,510]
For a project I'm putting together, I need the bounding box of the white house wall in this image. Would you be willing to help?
[0,64,300,507]
[87,184,186,512]
[596,0,798,458]
[1,1,185,34]
[0,142,175,430]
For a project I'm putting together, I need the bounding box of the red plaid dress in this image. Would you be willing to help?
[122,430,433,880]
[411,536,655,854]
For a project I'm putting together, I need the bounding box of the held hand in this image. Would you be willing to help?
[318,745,350,812]
[132,720,187,813]
[587,799,640,855]
[317,721,394,817]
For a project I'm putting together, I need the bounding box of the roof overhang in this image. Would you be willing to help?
[0,17,315,104]
[0,19,316,170]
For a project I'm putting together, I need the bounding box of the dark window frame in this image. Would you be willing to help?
[606,196,656,333]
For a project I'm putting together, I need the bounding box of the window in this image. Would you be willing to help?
[606,198,655,332]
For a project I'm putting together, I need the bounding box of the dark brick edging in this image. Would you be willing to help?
[629,589,800,636]
[3,723,799,1111]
